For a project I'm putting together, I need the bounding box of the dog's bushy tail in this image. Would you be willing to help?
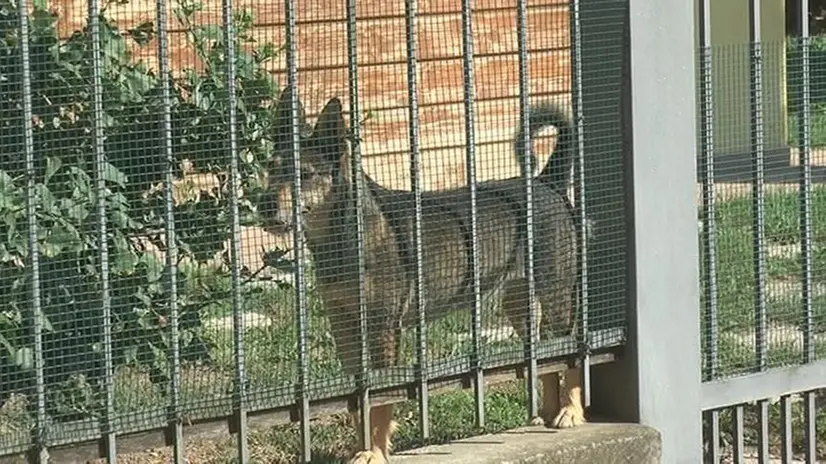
[513,103,575,195]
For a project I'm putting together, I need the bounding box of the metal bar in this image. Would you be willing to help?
[704,410,721,463]
[461,0,484,429]
[702,358,826,409]
[17,0,48,460]
[88,0,117,459]
[698,0,718,384]
[243,5,567,29]
[345,0,372,450]
[797,0,815,368]
[733,405,745,463]
[804,391,817,463]
[154,0,183,459]
[749,0,767,375]
[569,0,590,406]
[797,5,816,463]
[757,401,770,462]
[780,395,793,463]
[285,0,312,458]
[517,0,539,421]
[221,0,249,460]
[405,0,429,441]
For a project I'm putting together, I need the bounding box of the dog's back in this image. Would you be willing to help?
[360,175,575,326]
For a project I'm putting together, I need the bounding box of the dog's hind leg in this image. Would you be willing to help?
[538,281,584,429]
[318,287,376,460]
[502,278,552,426]
[504,278,584,428]
[502,278,530,346]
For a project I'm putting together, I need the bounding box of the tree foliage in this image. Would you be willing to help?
[0,0,281,419]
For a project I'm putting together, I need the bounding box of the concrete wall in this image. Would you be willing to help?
[702,0,788,156]
[51,0,573,191]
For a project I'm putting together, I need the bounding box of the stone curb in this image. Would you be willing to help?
[392,423,661,464]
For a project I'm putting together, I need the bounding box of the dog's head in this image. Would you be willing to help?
[262,87,351,232]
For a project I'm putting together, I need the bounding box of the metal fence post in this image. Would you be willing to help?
[154,0,184,458]
[17,1,48,461]
[615,0,702,461]
[221,0,249,459]
[284,0,311,458]
[404,0,430,441]
[88,0,117,458]
[795,1,818,461]
[580,0,631,423]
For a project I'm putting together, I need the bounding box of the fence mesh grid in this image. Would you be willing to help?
[699,0,826,461]
[0,0,628,460]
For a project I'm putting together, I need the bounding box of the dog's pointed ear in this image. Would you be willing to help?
[273,86,309,149]
[311,97,347,149]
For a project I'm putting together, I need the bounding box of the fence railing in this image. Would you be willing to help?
[697,0,826,462]
[1,0,634,461]
[13,0,826,461]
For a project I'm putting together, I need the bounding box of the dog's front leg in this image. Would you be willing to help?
[532,367,585,428]
[550,367,585,429]
[349,404,398,464]
[350,310,400,463]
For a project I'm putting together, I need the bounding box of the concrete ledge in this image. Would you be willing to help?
[393,423,661,464]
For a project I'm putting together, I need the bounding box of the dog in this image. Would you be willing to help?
[262,87,584,463]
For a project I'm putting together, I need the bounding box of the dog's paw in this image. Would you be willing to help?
[551,403,585,429]
[348,450,388,464]
[530,415,547,426]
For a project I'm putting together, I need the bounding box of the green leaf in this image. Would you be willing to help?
[192,82,212,112]
[196,24,223,42]
[112,235,138,274]
[125,71,155,98]
[180,329,193,348]
[45,157,62,185]
[103,162,128,188]
[14,347,34,371]
[42,315,54,333]
[69,167,91,197]
[124,345,138,365]
[47,223,83,254]
[35,184,56,214]
[66,202,89,223]
[4,214,16,244]
[110,210,130,229]
[0,334,14,358]
[41,239,62,258]
[0,171,16,197]
[135,288,152,309]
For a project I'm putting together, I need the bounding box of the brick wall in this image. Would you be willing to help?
[52,0,571,190]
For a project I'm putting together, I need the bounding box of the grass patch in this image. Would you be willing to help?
[786,35,826,148]
[701,185,826,376]
[699,180,826,458]
[787,104,826,148]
